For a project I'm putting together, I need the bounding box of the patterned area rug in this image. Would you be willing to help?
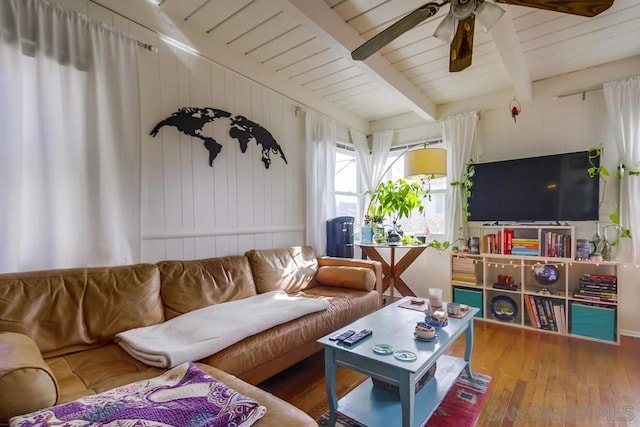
[317,371,493,427]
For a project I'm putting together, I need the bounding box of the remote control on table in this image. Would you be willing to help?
[329,330,355,341]
[342,329,373,346]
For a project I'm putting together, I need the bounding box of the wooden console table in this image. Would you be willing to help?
[357,243,426,300]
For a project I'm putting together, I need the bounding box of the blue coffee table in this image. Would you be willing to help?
[318,297,478,427]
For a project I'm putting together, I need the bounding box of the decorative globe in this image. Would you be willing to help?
[533,264,560,286]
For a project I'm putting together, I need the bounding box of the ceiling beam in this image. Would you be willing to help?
[284,0,438,122]
[490,7,532,102]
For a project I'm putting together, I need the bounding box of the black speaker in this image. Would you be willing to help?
[326,216,354,258]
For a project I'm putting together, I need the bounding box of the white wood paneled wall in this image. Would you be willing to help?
[139,46,305,263]
[53,0,306,263]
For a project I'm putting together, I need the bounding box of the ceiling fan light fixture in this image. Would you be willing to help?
[434,13,457,43]
[475,1,505,32]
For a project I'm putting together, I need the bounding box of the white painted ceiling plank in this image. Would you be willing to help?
[227,12,301,55]
[254,32,324,68]
[286,0,438,121]
[94,0,370,131]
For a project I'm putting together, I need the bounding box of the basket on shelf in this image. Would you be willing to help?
[371,363,436,395]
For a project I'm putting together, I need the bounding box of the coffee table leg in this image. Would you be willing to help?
[324,347,338,426]
[464,318,474,379]
[398,371,416,427]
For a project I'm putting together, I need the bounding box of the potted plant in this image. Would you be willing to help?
[368,179,425,245]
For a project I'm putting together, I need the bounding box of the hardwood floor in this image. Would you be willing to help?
[259,320,640,426]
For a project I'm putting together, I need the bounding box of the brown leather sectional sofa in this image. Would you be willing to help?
[0,246,382,425]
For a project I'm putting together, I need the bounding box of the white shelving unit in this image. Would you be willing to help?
[451,225,619,344]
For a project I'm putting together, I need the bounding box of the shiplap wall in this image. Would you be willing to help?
[139,47,305,262]
[54,0,306,263]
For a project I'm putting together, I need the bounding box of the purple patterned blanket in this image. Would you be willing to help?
[9,362,266,427]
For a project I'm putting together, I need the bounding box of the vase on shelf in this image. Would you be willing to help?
[590,222,612,261]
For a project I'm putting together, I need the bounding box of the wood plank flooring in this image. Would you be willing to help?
[259,320,640,426]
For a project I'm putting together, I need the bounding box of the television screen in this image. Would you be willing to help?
[467,151,600,222]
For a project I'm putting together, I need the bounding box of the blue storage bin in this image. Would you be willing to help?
[570,302,616,342]
[453,287,483,318]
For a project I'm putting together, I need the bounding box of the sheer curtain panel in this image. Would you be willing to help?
[603,76,640,264]
[0,0,141,272]
[351,128,393,218]
[305,111,337,256]
[442,111,478,243]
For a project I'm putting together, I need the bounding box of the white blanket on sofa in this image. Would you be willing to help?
[115,290,330,368]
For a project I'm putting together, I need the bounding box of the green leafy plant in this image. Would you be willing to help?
[367,179,425,223]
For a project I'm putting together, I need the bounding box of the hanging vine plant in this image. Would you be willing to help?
[450,161,475,224]
[587,144,631,245]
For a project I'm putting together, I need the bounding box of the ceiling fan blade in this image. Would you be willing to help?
[351,2,442,61]
[494,0,613,17]
[449,15,475,72]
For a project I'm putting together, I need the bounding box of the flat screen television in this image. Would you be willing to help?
[467,151,600,223]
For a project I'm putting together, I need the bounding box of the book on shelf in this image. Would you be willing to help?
[525,295,564,332]
[524,296,540,328]
[574,273,618,302]
[540,232,572,258]
[452,273,478,283]
[480,233,500,254]
[503,229,514,255]
[511,247,539,256]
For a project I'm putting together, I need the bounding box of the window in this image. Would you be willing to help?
[334,146,360,221]
[333,142,448,238]
[377,148,447,237]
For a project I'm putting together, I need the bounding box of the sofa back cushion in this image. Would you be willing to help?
[157,256,257,319]
[245,246,318,294]
[0,264,163,358]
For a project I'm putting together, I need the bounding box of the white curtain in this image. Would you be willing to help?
[305,111,336,256]
[442,111,478,243]
[0,0,141,272]
[351,128,393,218]
[603,76,640,264]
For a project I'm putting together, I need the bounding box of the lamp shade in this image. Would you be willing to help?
[404,148,447,180]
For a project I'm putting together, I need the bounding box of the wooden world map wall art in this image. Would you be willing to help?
[150,107,288,169]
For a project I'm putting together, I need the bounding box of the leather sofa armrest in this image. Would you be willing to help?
[0,332,59,423]
[317,257,383,306]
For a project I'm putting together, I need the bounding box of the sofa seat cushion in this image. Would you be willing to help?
[44,345,315,426]
[45,344,165,403]
[199,288,379,377]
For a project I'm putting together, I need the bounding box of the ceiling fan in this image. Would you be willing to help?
[351,0,614,72]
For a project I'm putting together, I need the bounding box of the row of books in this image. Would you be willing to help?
[452,256,478,283]
[524,295,567,333]
[573,273,618,303]
[511,237,539,256]
[478,229,573,258]
[540,232,572,258]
